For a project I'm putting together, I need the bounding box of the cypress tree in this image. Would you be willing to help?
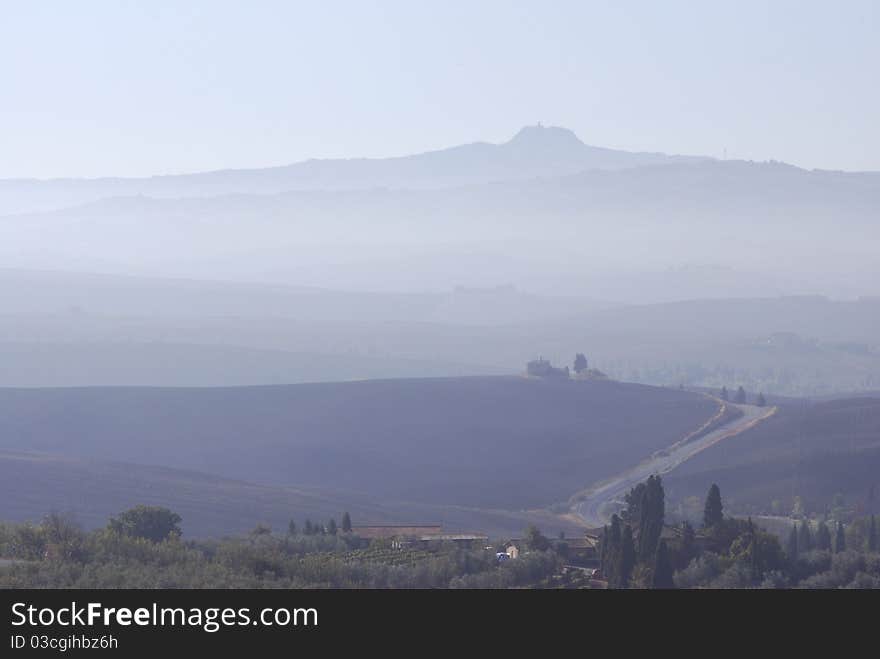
[869,515,877,553]
[797,520,813,552]
[734,386,747,404]
[720,386,729,401]
[835,522,846,553]
[341,511,352,534]
[287,519,297,536]
[756,392,766,407]
[618,525,636,589]
[606,515,622,585]
[703,484,724,528]
[637,475,665,563]
[304,519,314,535]
[815,520,832,551]
[599,525,609,574]
[327,518,337,535]
[786,525,798,560]
[652,539,675,589]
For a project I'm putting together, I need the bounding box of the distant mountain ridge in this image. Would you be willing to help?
[0,125,710,215]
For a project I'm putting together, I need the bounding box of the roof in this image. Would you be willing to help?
[418,534,488,542]
[351,525,442,539]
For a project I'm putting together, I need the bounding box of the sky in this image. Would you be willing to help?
[1,0,878,178]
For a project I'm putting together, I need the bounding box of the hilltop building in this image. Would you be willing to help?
[526,357,570,378]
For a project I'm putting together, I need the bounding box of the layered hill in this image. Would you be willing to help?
[0,125,707,215]
[0,377,719,534]
[2,159,877,300]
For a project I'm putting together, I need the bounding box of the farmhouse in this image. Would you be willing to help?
[526,357,569,378]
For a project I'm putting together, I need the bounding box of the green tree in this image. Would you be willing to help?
[703,484,724,528]
[524,524,550,552]
[287,520,297,536]
[342,512,352,534]
[720,386,729,401]
[734,386,747,404]
[603,515,622,583]
[637,475,665,563]
[651,539,675,589]
[326,519,338,536]
[756,392,766,407]
[41,513,85,561]
[869,515,877,553]
[622,482,646,528]
[835,522,846,553]
[574,353,588,374]
[108,506,181,543]
[304,519,314,535]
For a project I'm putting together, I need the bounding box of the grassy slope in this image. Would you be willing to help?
[664,398,880,515]
[0,450,586,538]
[0,377,717,511]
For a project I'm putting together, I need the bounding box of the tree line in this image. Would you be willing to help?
[599,477,880,588]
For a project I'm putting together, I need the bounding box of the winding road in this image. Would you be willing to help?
[572,401,777,528]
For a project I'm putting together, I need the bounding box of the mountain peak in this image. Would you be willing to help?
[506,124,585,151]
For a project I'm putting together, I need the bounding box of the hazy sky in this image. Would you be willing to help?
[2,0,878,178]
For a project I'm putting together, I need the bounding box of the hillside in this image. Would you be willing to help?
[664,397,880,516]
[0,450,583,538]
[2,159,878,299]
[1,274,878,393]
[0,342,506,387]
[0,125,707,215]
[0,377,718,517]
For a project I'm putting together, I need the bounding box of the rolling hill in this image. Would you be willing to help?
[663,397,880,517]
[0,450,585,538]
[0,377,719,534]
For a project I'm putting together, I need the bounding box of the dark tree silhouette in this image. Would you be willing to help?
[734,386,747,404]
[703,484,724,528]
[617,525,636,589]
[342,512,352,534]
[637,475,665,563]
[574,353,588,374]
[720,386,729,401]
[652,539,675,589]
